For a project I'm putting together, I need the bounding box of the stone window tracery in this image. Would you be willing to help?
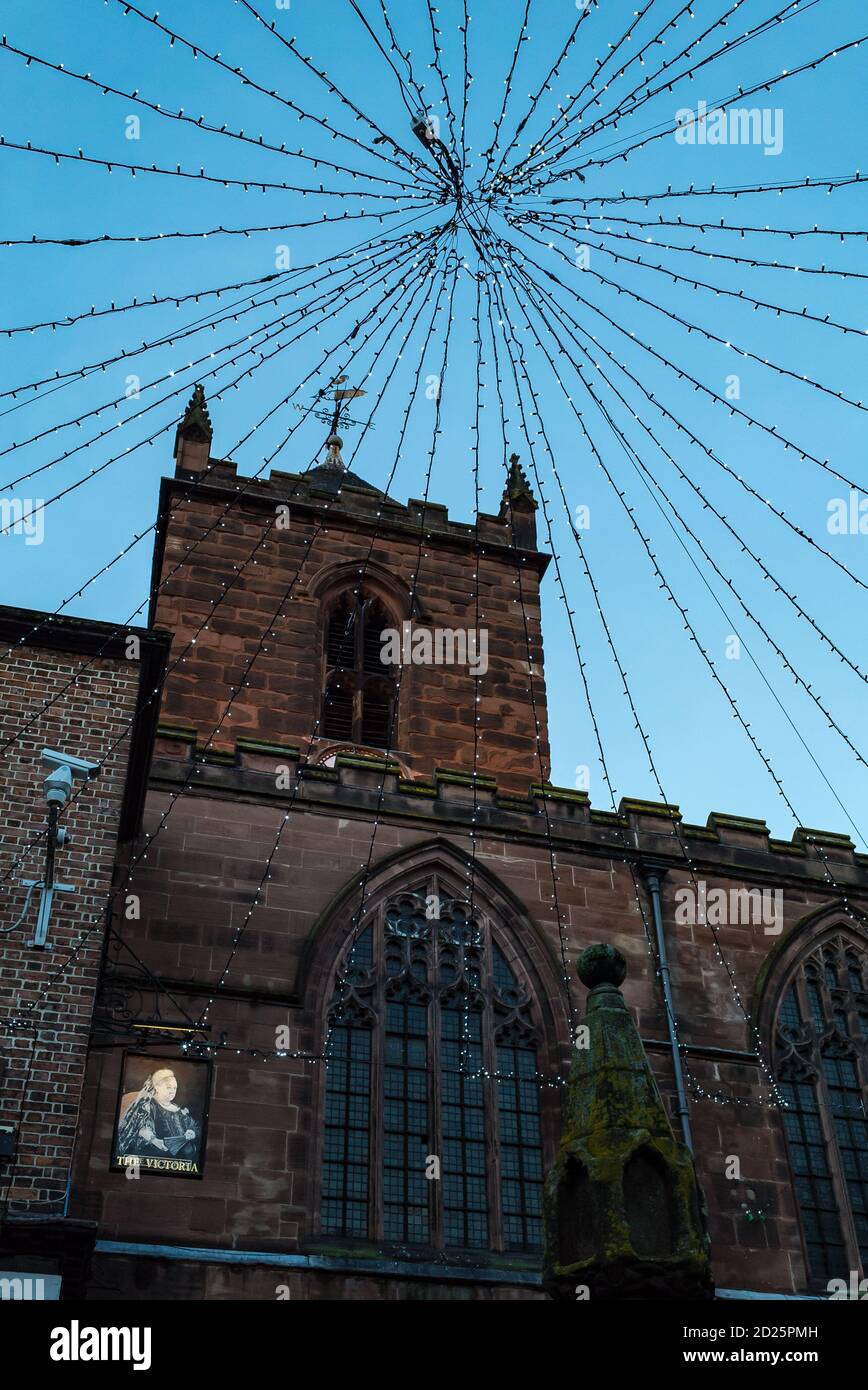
[319,879,544,1254]
[774,931,868,1285]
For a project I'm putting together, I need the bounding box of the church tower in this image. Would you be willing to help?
[154,390,552,793]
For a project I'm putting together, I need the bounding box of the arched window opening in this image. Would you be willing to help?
[319,882,545,1255]
[773,931,868,1286]
[321,592,397,748]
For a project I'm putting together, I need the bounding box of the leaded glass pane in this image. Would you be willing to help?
[779,1079,847,1282]
[321,1022,371,1237]
[776,935,868,1283]
[807,981,826,1031]
[441,1002,488,1248]
[824,1055,868,1264]
[383,989,431,1243]
[779,986,802,1034]
[497,1037,543,1252]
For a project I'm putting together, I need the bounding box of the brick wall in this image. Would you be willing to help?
[0,615,166,1215]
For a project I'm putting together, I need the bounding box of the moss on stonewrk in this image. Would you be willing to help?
[543,943,714,1301]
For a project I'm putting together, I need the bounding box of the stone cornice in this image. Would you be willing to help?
[148,735,868,893]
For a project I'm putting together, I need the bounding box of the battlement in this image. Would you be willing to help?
[151,723,868,883]
[168,458,549,568]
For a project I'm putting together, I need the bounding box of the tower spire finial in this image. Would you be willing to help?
[324,431,345,471]
[174,383,213,475]
[497,451,539,548]
[318,375,367,472]
[502,453,537,511]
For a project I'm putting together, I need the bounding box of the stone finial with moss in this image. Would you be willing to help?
[174,383,213,475]
[497,453,538,548]
[543,943,713,1300]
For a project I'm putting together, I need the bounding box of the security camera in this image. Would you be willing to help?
[41,748,99,809]
[45,766,74,808]
[41,748,100,779]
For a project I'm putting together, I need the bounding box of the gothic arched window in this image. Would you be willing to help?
[320,591,397,749]
[773,931,868,1286]
[318,879,545,1254]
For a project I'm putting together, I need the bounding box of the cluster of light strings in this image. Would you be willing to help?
[2,0,868,1215]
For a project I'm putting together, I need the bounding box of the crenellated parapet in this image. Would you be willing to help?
[150,723,868,888]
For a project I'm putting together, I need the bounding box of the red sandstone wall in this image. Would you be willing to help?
[71,781,834,1296]
[152,489,549,792]
[65,473,851,1298]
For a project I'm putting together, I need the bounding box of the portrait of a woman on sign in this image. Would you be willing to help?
[112,1055,210,1178]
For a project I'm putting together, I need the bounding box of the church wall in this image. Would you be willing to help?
[70,752,868,1298]
[55,455,868,1299]
[85,1249,546,1300]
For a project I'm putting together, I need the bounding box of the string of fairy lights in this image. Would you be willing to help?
[0,206,422,248]
[0,235,456,1207]
[0,38,437,195]
[0,230,445,890]
[511,217,867,408]
[500,233,868,622]
[554,217,868,281]
[2,0,868,1219]
[518,34,867,192]
[194,233,461,1045]
[0,229,433,670]
[112,238,461,1082]
[0,135,440,200]
[479,228,749,1108]
[485,227,868,1094]
[515,0,814,182]
[0,212,436,424]
[0,239,405,403]
[0,226,454,1207]
[501,0,699,191]
[1,5,862,1056]
[2,219,431,506]
[513,265,868,800]
[480,262,579,1042]
[483,224,781,1107]
[509,220,865,499]
[109,0,433,182]
[457,268,486,1088]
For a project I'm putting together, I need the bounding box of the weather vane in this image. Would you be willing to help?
[295,374,370,469]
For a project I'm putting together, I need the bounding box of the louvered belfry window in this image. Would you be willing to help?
[319,883,544,1254]
[774,934,868,1286]
[321,592,396,749]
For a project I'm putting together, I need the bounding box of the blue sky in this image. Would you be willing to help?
[0,0,866,845]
